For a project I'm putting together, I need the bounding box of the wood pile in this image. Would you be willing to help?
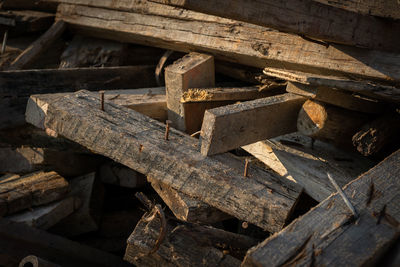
[0,0,399,266]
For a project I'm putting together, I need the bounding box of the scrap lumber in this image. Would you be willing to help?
[264,67,400,103]
[0,218,130,267]
[312,0,400,20]
[53,1,400,83]
[0,10,54,34]
[26,90,303,232]
[148,176,231,223]
[0,171,69,217]
[124,206,258,266]
[200,93,305,156]
[59,35,128,68]
[2,1,59,12]
[297,100,370,146]
[352,114,400,156]
[243,133,374,202]
[99,162,146,188]
[7,196,78,230]
[9,20,66,70]
[286,82,383,114]
[182,86,285,134]
[165,52,215,132]
[50,173,103,236]
[150,0,400,52]
[243,149,400,267]
[19,255,60,267]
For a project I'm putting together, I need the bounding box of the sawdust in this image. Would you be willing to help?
[181,89,212,102]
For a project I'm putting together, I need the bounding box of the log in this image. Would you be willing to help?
[165,52,215,132]
[99,161,146,188]
[200,93,305,156]
[53,1,400,83]
[50,173,104,236]
[264,67,400,103]
[148,176,231,223]
[124,206,258,266]
[242,133,374,202]
[0,10,54,35]
[0,218,130,267]
[19,255,60,267]
[26,90,302,232]
[352,114,400,156]
[312,0,400,20]
[9,20,66,70]
[297,100,370,146]
[243,149,400,267]
[0,171,69,217]
[149,0,400,52]
[286,82,384,114]
[6,196,79,230]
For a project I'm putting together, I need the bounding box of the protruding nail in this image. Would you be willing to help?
[244,158,249,177]
[100,91,105,111]
[165,120,172,140]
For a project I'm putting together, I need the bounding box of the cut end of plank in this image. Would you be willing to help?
[297,100,327,137]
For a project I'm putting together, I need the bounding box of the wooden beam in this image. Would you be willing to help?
[54,1,400,83]
[124,206,258,266]
[148,176,231,223]
[264,67,400,103]
[6,196,78,230]
[312,0,400,20]
[149,0,400,52]
[0,171,69,216]
[243,133,374,202]
[243,149,400,267]
[26,90,302,232]
[0,218,130,267]
[286,82,384,114]
[297,100,370,147]
[9,20,66,70]
[165,52,215,132]
[200,93,305,156]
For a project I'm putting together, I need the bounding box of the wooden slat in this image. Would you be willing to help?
[150,0,400,52]
[9,20,66,70]
[53,1,400,83]
[200,93,305,156]
[26,90,302,232]
[243,133,374,202]
[243,149,400,266]
[264,67,400,103]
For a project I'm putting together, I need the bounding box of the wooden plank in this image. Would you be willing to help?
[243,133,374,202]
[6,196,78,230]
[148,176,231,223]
[165,52,215,132]
[0,218,131,267]
[26,90,303,232]
[0,171,69,216]
[149,0,400,52]
[297,100,370,147]
[286,82,384,114]
[9,20,66,70]
[243,149,400,267]
[264,67,400,103]
[200,93,305,156]
[124,206,257,266]
[312,0,400,20]
[54,1,400,83]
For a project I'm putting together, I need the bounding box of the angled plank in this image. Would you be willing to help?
[150,0,400,52]
[264,67,400,103]
[201,93,305,156]
[243,149,400,267]
[9,20,66,70]
[26,90,302,232]
[54,1,400,83]
[243,133,374,202]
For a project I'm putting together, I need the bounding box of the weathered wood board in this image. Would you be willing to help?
[201,93,305,156]
[243,149,400,266]
[26,90,302,232]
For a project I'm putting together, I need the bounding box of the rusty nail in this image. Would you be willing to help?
[242,221,249,229]
[244,158,249,177]
[165,120,172,140]
[99,91,105,111]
